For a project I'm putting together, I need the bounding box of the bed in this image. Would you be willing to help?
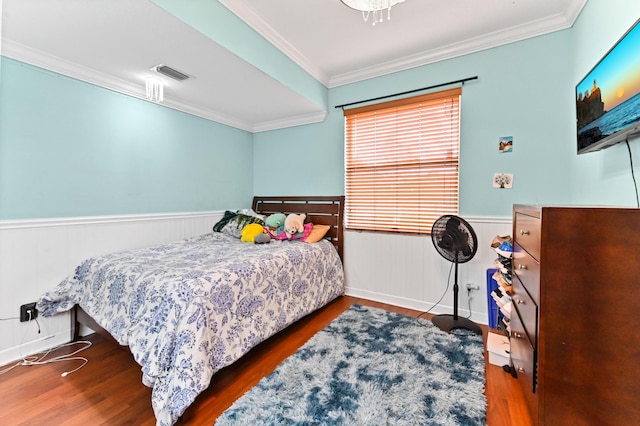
[36,196,345,426]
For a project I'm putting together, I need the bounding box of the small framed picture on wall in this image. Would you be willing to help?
[499,136,513,153]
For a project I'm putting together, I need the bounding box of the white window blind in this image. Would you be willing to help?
[344,87,461,234]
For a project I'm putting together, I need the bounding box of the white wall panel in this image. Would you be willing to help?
[0,211,222,367]
[0,212,511,368]
[344,216,512,325]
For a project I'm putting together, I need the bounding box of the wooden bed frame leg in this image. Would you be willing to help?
[71,305,80,341]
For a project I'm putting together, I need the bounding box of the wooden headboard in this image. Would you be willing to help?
[252,196,345,260]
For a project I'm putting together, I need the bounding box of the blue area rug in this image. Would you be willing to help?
[216,304,486,425]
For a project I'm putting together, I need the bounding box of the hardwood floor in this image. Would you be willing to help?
[0,296,531,425]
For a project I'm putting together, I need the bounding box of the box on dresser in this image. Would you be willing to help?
[511,205,640,425]
[486,331,511,367]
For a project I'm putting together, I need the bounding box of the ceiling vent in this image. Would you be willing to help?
[153,65,190,82]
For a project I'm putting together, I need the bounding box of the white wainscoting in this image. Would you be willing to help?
[0,212,511,367]
[344,216,512,325]
[0,211,222,367]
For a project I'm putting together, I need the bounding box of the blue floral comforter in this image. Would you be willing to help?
[36,232,344,425]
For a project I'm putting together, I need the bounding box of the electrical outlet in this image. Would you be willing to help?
[465,283,480,291]
[20,302,38,322]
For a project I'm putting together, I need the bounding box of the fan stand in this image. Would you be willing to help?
[432,256,482,335]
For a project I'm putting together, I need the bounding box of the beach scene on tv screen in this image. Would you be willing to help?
[576,21,640,150]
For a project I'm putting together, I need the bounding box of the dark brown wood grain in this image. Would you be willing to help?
[513,205,640,425]
[252,195,345,259]
[0,296,530,425]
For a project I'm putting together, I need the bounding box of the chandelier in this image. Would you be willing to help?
[341,0,405,26]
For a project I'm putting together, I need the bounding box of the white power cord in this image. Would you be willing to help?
[18,340,93,376]
[0,310,92,376]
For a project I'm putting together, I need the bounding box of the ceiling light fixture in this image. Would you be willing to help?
[341,0,405,26]
[145,77,164,103]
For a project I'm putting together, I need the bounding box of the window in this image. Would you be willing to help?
[344,87,461,234]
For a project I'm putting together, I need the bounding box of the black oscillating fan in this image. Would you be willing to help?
[430,215,482,335]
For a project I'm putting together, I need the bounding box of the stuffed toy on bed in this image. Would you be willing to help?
[240,223,271,244]
[213,209,265,239]
[265,213,286,228]
[262,213,312,241]
[284,213,306,238]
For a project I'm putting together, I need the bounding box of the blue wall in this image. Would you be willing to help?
[0,57,254,220]
[569,0,640,206]
[255,0,640,214]
[256,29,575,217]
[3,0,639,221]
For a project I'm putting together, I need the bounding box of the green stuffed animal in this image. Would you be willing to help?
[265,213,286,228]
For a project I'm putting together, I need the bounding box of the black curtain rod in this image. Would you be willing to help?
[334,76,478,110]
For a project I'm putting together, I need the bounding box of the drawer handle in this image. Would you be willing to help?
[518,264,528,270]
[516,299,525,305]
[518,367,525,373]
[520,229,530,235]
[512,332,523,339]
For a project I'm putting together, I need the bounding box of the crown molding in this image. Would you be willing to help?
[220,0,586,88]
[2,0,586,132]
[1,39,257,132]
[565,0,588,23]
[252,110,327,133]
[1,39,328,133]
[330,5,586,87]
[219,0,330,87]
[2,39,143,97]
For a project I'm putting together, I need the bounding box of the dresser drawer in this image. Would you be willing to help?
[512,274,538,346]
[514,212,541,260]
[512,243,540,305]
[510,309,537,393]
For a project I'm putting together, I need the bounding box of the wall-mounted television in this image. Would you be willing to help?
[576,18,640,154]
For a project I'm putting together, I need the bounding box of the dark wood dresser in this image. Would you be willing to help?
[511,205,640,425]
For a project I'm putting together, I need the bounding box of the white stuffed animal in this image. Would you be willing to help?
[284,213,306,237]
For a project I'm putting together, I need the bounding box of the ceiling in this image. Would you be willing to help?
[1,0,587,132]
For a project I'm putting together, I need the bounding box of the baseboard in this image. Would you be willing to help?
[344,286,489,325]
[0,330,70,368]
